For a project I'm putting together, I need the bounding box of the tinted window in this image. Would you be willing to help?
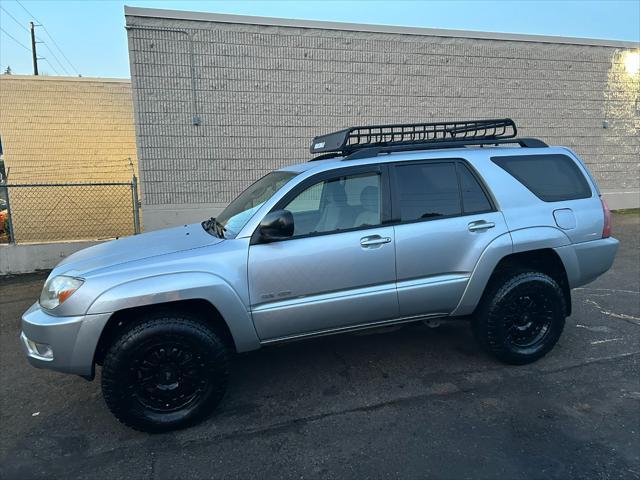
[458,163,492,213]
[285,172,382,236]
[492,154,592,202]
[395,163,461,221]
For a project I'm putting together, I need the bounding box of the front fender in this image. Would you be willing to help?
[86,272,261,352]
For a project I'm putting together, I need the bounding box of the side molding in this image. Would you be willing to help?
[86,272,261,352]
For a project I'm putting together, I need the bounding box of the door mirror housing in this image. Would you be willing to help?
[256,209,294,243]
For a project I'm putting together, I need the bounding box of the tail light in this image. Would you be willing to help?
[601,197,612,238]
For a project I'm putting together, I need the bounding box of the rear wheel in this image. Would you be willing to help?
[473,271,566,365]
[101,312,229,432]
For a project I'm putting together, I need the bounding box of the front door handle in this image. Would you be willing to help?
[360,235,392,248]
[468,220,496,232]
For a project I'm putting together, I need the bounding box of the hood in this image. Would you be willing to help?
[54,223,223,276]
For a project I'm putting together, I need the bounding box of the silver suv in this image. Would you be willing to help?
[21,119,618,432]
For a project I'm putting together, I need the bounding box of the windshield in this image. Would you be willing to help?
[211,171,298,238]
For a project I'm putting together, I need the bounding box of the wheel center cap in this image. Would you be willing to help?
[516,314,533,330]
[156,364,179,390]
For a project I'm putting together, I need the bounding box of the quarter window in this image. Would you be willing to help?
[491,154,592,202]
[284,172,382,237]
[394,163,461,221]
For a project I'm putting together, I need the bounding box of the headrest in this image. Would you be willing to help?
[360,185,379,211]
[324,181,347,203]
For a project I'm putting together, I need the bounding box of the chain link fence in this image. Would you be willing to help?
[0,177,140,244]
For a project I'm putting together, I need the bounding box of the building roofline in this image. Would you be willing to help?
[0,75,130,83]
[124,6,639,49]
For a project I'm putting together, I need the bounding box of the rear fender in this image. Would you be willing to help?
[510,226,571,254]
[451,227,572,316]
[450,232,512,316]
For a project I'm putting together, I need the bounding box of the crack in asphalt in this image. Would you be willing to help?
[584,298,640,325]
[575,288,640,295]
[148,449,156,480]
[590,337,624,345]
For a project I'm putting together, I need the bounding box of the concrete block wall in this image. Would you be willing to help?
[125,8,639,230]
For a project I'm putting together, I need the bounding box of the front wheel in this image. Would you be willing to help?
[101,313,229,432]
[473,271,566,365]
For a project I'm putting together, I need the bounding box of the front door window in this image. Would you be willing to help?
[284,172,382,237]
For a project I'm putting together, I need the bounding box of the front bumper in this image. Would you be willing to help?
[20,302,112,378]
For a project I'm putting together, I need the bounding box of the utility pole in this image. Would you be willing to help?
[30,21,38,75]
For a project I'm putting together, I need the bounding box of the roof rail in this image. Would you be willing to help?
[309,119,547,161]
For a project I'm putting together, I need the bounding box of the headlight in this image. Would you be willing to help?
[39,276,84,310]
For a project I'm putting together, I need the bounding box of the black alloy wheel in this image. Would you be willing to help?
[473,271,566,365]
[102,313,229,432]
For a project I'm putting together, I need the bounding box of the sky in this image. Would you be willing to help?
[0,0,639,78]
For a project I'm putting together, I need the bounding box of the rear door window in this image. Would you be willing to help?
[491,154,592,202]
[394,162,461,221]
[457,163,492,214]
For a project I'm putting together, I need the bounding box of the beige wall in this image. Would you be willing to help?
[125,9,639,230]
[0,76,140,242]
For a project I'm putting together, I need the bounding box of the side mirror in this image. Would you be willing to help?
[257,209,294,243]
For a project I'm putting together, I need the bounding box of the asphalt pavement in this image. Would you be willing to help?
[1,213,638,480]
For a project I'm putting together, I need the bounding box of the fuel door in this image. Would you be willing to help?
[553,208,576,230]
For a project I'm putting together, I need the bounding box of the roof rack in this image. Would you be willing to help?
[309,119,547,161]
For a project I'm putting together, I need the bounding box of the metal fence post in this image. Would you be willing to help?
[2,183,15,244]
[131,174,141,235]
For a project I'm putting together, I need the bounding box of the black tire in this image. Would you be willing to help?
[101,312,229,433]
[473,270,566,365]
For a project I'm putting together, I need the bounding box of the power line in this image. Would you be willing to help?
[13,1,40,23]
[2,5,70,75]
[0,5,29,33]
[40,41,70,75]
[41,25,79,74]
[14,0,80,75]
[0,27,31,52]
[42,58,60,75]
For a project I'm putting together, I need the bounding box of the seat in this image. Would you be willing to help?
[354,185,380,227]
[314,181,351,232]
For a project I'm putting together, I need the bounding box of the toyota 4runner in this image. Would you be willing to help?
[20,119,619,432]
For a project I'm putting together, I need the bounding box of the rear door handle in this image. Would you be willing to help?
[468,221,495,232]
[360,235,392,248]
